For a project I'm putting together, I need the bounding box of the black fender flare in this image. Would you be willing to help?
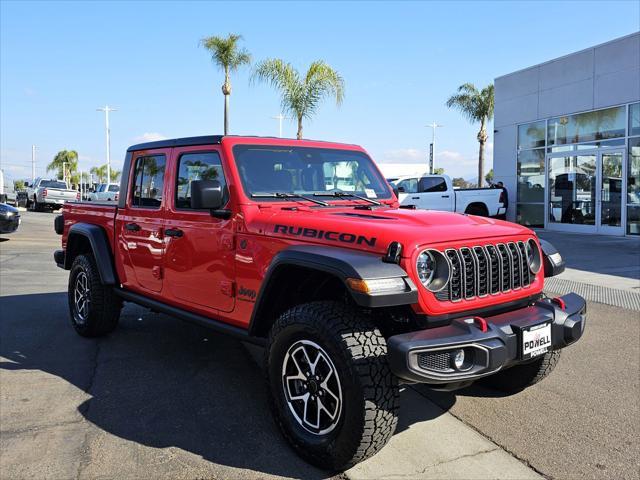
[65,223,118,285]
[539,239,565,277]
[248,245,418,336]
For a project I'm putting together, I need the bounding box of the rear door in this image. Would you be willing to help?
[417,176,453,211]
[163,146,235,313]
[118,150,168,293]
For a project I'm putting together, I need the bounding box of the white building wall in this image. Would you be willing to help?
[493,32,640,221]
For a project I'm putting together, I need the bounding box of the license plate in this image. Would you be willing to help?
[521,322,552,360]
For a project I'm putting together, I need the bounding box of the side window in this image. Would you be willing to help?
[420,176,447,193]
[175,151,227,209]
[397,178,418,193]
[108,185,119,192]
[131,155,166,208]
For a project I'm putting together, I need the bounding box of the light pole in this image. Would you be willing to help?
[271,113,285,137]
[97,105,117,184]
[31,145,36,183]
[425,122,443,174]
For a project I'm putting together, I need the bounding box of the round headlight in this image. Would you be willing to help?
[416,249,451,292]
[416,251,436,286]
[526,239,542,274]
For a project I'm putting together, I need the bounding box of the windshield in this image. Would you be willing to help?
[41,180,68,189]
[233,145,392,201]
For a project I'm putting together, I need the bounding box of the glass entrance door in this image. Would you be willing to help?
[546,149,626,234]
[598,151,624,234]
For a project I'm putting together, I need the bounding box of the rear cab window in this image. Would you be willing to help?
[130,154,166,208]
[419,176,448,193]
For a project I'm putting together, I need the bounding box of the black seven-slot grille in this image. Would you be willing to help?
[435,241,532,302]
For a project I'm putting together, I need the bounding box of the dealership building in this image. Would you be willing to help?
[493,32,640,236]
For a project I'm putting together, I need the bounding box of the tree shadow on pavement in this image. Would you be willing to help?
[0,292,450,478]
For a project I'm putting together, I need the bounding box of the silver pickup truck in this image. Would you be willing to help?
[26,178,78,211]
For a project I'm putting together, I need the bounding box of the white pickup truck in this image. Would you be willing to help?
[389,174,506,218]
[87,183,119,202]
[26,178,79,211]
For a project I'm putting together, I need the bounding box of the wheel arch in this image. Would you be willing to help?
[248,245,417,337]
[64,223,118,285]
[464,202,489,216]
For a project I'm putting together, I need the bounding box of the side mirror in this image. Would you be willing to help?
[191,179,224,210]
[539,239,565,277]
[397,186,406,193]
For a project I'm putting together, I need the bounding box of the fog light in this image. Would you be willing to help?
[452,349,465,370]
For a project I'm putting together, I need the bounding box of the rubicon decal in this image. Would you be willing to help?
[273,224,377,247]
[238,286,257,302]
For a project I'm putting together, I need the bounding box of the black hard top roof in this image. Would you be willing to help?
[126,135,357,152]
[127,135,223,152]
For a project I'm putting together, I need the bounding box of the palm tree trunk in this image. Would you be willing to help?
[297,116,303,140]
[477,118,487,188]
[222,69,230,135]
[224,94,229,135]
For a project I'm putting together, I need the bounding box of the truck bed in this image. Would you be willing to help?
[60,202,118,250]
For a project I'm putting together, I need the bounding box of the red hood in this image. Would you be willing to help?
[245,205,534,255]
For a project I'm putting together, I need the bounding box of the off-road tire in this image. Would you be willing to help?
[265,301,400,471]
[68,254,122,337]
[481,350,561,393]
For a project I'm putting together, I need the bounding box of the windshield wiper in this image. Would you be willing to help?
[313,191,381,206]
[251,192,329,206]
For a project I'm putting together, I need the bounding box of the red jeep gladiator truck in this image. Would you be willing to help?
[54,135,585,470]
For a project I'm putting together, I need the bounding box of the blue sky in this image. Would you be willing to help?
[1,0,639,182]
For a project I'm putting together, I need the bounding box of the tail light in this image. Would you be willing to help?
[43,188,48,197]
[115,193,119,202]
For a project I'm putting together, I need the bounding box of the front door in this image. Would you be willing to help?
[546,149,625,235]
[163,147,235,313]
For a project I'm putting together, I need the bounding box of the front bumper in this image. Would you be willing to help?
[0,215,21,234]
[388,293,586,384]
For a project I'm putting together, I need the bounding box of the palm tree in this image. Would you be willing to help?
[446,83,494,187]
[47,150,78,182]
[90,164,120,183]
[252,59,345,140]
[201,33,251,135]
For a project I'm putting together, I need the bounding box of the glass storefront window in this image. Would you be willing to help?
[630,103,640,137]
[516,203,544,227]
[548,155,597,225]
[628,138,640,206]
[518,121,546,149]
[547,106,626,146]
[628,206,640,235]
[517,149,545,203]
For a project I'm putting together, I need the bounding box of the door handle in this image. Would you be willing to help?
[412,196,420,200]
[164,228,184,238]
[125,222,140,232]
[441,195,450,198]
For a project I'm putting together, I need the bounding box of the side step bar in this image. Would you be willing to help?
[114,288,266,346]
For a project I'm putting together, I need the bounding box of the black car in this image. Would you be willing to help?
[0,203,21,234]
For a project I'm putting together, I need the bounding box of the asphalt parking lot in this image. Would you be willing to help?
[1,211,638,479]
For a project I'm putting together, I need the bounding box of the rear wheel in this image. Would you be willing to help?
[481,350,561,393]
[68,254,122,337]
[266,301,399,470]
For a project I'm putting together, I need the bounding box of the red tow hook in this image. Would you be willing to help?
[551,297,566,311]
[473,316,488,333]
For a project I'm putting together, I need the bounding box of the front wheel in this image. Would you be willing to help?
[68,254,122,337]
[266,301,399,470]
